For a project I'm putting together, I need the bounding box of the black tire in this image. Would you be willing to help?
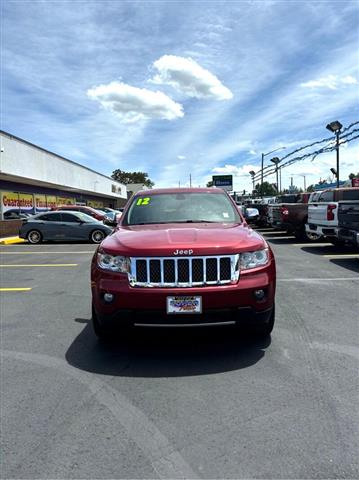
[90,229,105,244]
[252,306,275,337]
[27,229,42,244]
[329,238,346,247]
[91,304,112,340]
[294,226,321,242]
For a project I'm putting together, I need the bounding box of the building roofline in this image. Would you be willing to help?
[0,129,122,186]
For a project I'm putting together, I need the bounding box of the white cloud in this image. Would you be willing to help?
[87,81,184,123]
[212,164,259,176]
[300,74,358,90]
[151,55,233,100]
[341,75,358,85]
[177,155,186,160]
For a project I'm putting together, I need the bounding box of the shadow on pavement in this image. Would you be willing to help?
[66,320,271,378]
[300,245,357,256]
[329,258,359,274]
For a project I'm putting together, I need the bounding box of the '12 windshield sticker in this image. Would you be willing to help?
[136,197,151,206]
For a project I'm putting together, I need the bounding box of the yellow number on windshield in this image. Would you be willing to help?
[136,197,151,206]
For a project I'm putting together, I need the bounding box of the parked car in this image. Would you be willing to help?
[19,211,113,244]
[52,205,105,221]
[103,211,122,227]
[3,209,33,220]
[306,187,359,244]
[91,188,276,339]
[336,193,359,248]
[267,194,299,227]
[269,193,320,241]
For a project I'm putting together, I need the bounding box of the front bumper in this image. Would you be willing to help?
[91,261,276,327]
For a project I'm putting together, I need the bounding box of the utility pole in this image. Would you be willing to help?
[189,174,192,187]
[178,181,181,188]
[261,153,264,197]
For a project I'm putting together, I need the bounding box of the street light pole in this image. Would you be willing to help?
[270,157,280,193]
[249,170,256,193]
[335,129,340,189]
[260,147,286,197]
[326,120,342,189]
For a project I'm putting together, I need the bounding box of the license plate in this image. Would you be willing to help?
[166,296,202,314]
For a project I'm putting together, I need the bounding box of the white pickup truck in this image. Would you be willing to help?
[306,187,359,245]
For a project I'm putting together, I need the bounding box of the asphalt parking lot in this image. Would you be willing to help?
[1,232,358,479]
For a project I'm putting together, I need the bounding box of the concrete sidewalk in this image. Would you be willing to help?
[0,236,26,245]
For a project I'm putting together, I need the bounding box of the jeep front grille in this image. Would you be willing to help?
[129,255,240,288]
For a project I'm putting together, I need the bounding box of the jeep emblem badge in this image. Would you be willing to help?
[173,249,193,255]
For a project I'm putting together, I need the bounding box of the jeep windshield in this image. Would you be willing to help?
[124,192,241,225]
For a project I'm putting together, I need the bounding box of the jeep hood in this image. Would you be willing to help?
[101,223,266,256]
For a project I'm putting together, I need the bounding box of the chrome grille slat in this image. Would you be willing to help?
[129,255,240,288]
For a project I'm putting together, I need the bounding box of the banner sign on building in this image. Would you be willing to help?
[352,178,359,187]
[35,194,47,211]
[1,191,34,213]
[87,200,104,208]
[212,175,233,192]
[56,196,75,206]
[46,196,57,209]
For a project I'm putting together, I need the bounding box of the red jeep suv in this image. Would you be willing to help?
[91,188,276,337]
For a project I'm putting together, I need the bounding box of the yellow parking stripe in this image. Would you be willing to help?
[0,288,32,292]
[0,264,78,267]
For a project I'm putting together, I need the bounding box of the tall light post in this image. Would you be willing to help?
[249,170,256,193]
[270,157,280,193]
[326,120,342,188]
[261,147,286,197]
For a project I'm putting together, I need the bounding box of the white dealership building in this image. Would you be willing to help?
[0,130,127,221]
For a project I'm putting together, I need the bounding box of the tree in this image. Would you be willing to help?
[255,181,277,196]
[111,169,155,188]
[307,184,315,192]
[349,172,359,179]
[206,181,214,187]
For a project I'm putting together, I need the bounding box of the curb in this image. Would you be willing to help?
[0,237,26,245]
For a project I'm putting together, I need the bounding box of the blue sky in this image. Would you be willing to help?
[3,0,359,191]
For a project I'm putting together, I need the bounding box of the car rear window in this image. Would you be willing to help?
[124,192,241,225]
[341,189,359,200]
[319,191,334,202]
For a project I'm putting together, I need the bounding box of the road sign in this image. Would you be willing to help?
[212,175,233,192]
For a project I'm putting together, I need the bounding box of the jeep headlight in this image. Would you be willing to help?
[240,249,269,270]
[97,253,130,273]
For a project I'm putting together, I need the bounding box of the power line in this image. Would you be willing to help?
[252,121,359,183]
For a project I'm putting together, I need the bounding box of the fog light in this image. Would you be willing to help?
[103,293,114,303]
[254,289,265,300]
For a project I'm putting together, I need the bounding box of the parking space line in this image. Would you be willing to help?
[291,243,330,247]
[278,277,359,282]
[0,288,32,291]
[323,254,359,259]
[264,236,293,240]
[0,264,78,267]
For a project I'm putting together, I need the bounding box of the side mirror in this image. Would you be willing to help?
[244,207,259,224]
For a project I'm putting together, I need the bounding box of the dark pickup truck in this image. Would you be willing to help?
[270,193,320,241]
[336,196,359,248]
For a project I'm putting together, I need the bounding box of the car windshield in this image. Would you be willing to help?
[76,212,99,223]
[124,192,241,225]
